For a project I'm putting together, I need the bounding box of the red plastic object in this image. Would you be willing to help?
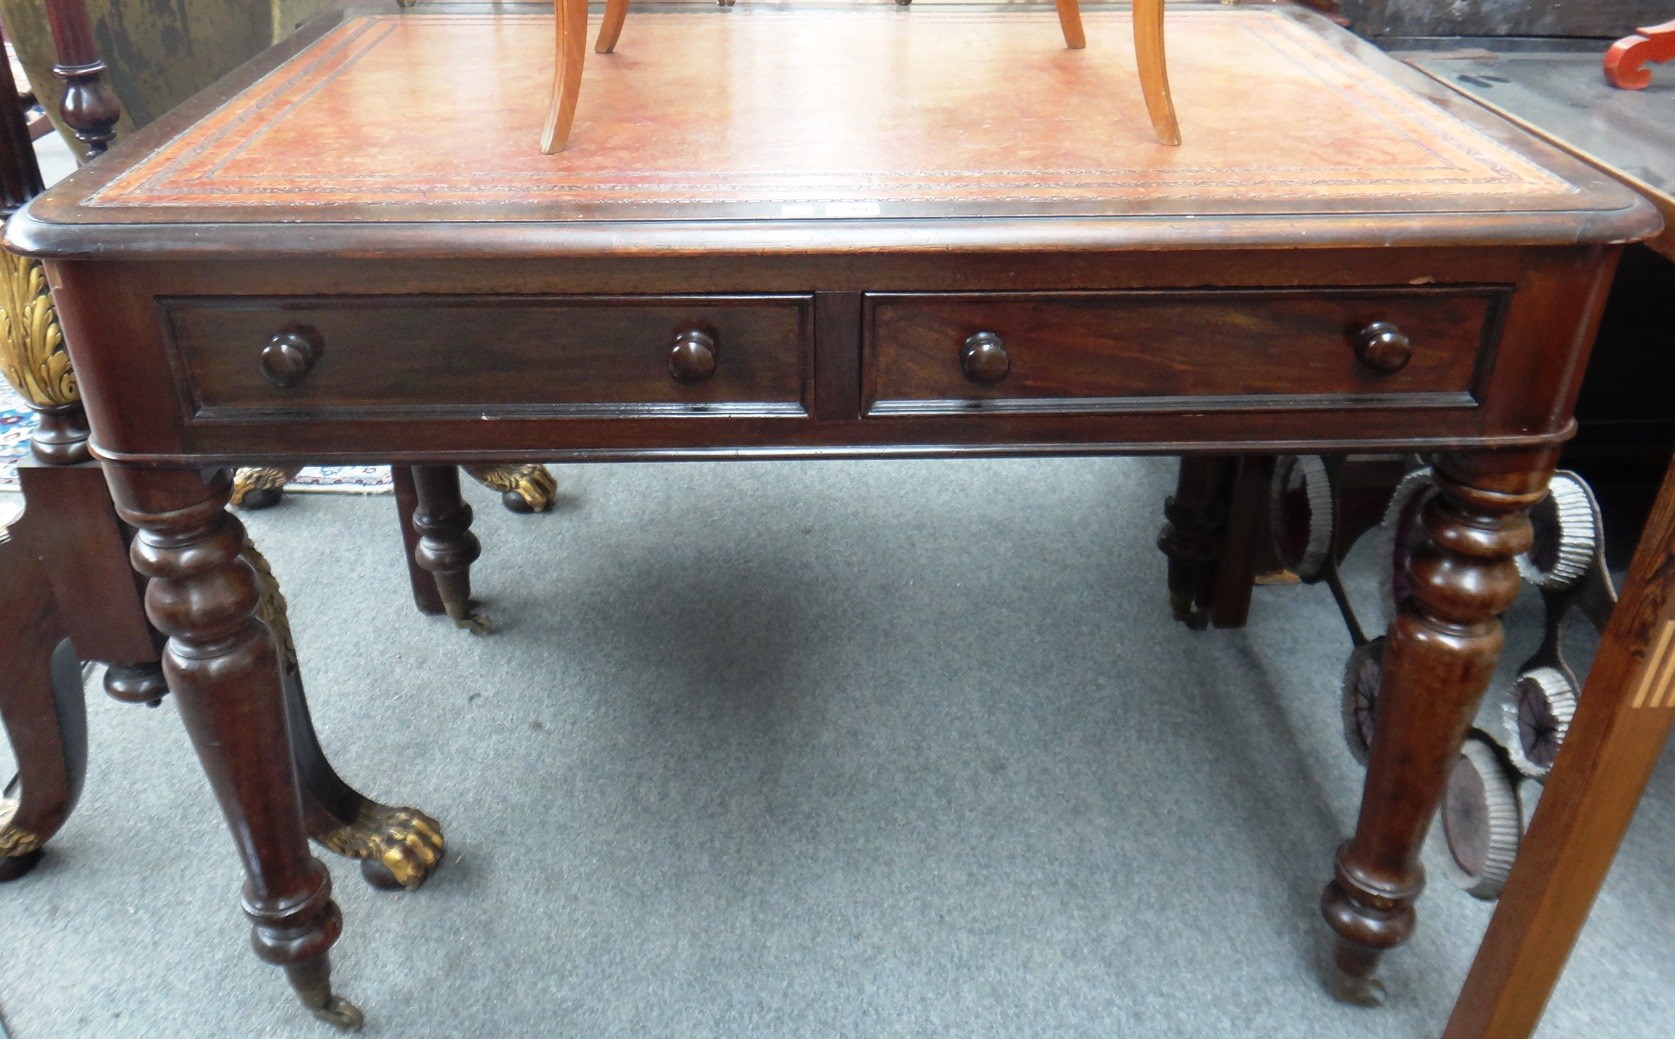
[1605,19,1675,90]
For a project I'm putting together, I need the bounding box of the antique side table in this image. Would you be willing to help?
[5,1,1662,1029]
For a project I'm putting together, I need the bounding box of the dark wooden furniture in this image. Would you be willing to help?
[0,11,444,940]
[5,0,1661,1029]
[1376,37,1675,1039]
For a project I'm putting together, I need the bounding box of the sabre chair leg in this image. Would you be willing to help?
[542,0,590,153]
[1133,0,1181,145]
[109,466,359,1030]
[597,0,629,54]
[0,535,86,882]
[1055,0,1087,49]
[1321,450,1552,1006]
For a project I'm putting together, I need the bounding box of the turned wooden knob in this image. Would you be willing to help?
[668,329,718,384]
[1353,321,1412,374]
[960,331,1010,386]
[260,326,323,387]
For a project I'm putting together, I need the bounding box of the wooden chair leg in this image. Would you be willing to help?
[1054,0,1086,50]
[597,0,630,55]
[0,537,86,882]
[1132,0,1181,146]
[1442,455,1675,1038]
[541,0,591,153]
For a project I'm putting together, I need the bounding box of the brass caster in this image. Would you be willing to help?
[0,848,44,882]
[453,609,493,635]
[310,995,365,1032]
[1331,969,1387,1008]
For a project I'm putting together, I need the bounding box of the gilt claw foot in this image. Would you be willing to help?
[310,995,365,1032]
[317,806,444,892]
[1331,968,1388,1008]
[464,463,558,514]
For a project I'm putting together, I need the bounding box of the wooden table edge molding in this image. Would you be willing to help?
[4,0,1668,1031]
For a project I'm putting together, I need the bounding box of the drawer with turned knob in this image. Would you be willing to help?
[160,294,812,419]
[863,288,1506,416]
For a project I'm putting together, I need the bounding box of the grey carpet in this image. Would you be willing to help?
[0,456,1669,1038]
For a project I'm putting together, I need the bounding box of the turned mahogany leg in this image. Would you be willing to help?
[596,0,629,54]
[541,0,589,153]
[1158,456,1236,630]
[240,545,446,891]
[1133,0,1181,146]
[0,535,86,881]
[108,467,359,1030]
[462,462,559,514]
[409,465,491,633]
[1322,450,1552,1006]
[392,466,446,616]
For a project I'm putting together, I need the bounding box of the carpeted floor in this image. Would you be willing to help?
[0,456,1670,1038]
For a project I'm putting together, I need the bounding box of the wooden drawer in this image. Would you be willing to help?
[162,294,812,418]
[864,289,1507,415]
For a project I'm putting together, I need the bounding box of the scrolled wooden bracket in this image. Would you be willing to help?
[1605,19,1675,90]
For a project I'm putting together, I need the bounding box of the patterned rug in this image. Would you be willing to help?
[0,380,391,493]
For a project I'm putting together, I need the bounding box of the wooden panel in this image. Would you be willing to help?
[161,294,812,418]
[864,288,1505,415]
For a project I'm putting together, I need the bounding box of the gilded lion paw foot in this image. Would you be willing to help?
[229,467,293,510]
[309,995,365,1032]
[316,806,444,892]
[462,463,558,514]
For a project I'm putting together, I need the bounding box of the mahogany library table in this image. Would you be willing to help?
[4,0,1663,1029]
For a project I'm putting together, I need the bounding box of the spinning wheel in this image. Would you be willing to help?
[544,0,1181,153]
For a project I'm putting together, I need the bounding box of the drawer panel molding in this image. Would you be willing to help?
[864,288,1508,416]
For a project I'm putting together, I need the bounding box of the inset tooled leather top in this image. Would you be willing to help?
[11,4,1659,257]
